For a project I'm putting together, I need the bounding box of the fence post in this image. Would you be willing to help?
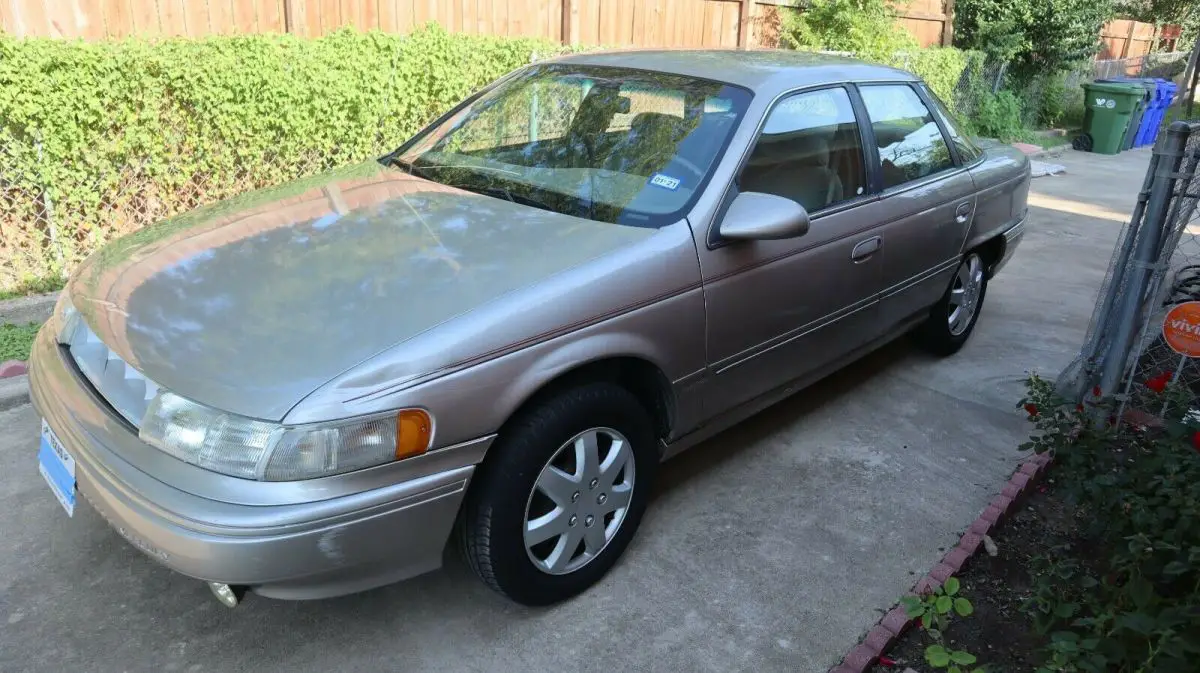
[1096,124,1192,399]
[942,0,955,47]
[992,62,1007,94]
[1185,32,1200,117]
[561,0,575,45]
[283,0,300,35]
[737,0,753,49]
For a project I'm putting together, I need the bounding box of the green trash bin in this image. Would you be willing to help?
[1080,82,1145,154]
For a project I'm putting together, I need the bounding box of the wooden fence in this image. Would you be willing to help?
[0,0,954,48]
[1098,18,1157,62]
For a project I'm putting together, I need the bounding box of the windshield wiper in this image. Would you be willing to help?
[474,185,559,213]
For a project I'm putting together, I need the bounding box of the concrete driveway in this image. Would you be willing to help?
[0,148,1149,673]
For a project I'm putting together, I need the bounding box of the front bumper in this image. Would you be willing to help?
[28,327,491,600]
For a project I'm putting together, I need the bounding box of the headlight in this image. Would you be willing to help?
[139,391,433,481]
[55,295,81,345]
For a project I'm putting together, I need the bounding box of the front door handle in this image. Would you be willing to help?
[955,202,973,224]
[851,236,882,262]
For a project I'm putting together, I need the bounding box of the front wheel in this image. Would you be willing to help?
[916,252,988,356]
[458,383,657,605]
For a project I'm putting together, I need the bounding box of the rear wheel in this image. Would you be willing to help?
[916,252,988,355]
[458,382,657,605]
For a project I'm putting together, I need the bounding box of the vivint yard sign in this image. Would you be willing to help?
[1163,302,1200,357]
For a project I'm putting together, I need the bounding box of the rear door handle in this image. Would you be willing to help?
[955,202,973,224]
[851,236,882,262]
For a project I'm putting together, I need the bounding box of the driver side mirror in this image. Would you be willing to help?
[718,191,811,241]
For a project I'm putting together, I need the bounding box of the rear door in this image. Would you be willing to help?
[856,83,978,329]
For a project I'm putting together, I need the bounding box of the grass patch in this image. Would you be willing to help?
[0,275,64,302]
[1012,129,1074,150]
[0,322,41,362]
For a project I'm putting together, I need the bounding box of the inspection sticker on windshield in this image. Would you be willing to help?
[649,173,681,191]
[38,418,76,517]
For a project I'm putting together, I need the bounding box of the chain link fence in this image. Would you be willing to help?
[1058,120,1200,420]
[1092,50,1192,81]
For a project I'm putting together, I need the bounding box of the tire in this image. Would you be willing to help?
[916,251,988,356]
[458,382,658,606]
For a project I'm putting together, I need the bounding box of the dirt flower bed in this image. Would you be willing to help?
[871,485,1086,672]
[871,374,1200,673]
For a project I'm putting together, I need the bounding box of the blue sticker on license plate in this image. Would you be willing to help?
[38,419,76,517]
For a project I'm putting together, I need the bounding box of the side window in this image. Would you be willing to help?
[739,87,867,214]
[919,84,984,164]
[859,84,955,189]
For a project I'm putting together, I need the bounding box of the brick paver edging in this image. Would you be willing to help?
[0,360,27,378]
[827,451,1054,673]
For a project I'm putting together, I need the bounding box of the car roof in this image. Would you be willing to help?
[548,49,917,94]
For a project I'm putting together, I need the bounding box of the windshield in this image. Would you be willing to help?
[389,64,753,227]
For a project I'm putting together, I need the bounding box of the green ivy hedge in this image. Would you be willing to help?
[0,24,573,290]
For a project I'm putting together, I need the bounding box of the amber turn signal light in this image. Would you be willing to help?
[395,409,433,460]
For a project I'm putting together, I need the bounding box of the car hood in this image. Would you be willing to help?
[69,161,657,421]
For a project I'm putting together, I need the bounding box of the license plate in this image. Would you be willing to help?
[38,419,76,517]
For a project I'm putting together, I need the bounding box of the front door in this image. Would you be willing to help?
[696,85,890,416]
[856,83,978,329]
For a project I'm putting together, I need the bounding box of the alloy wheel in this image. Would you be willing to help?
[948,254,985,336]
[522,427,636,575]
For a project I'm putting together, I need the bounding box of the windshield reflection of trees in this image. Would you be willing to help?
[393,66,747,226]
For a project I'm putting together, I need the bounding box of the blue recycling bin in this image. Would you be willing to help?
[1137,80,1177,147]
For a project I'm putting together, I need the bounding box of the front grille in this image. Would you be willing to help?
[65,321,159,427]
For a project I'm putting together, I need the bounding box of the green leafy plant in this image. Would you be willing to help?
[0,322,41,362]
[1016,374,1200,672]
[924,643,981,672]
[779,0,918,62]
[954,0,1116,81]
[900,577,985,672]
[968,90,1024,140]
[776,0,975,110]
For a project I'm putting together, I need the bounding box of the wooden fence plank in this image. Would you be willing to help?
[377,0,396,31]
[650,0,665,46]
[128,0,157,34]
[182,0,209,36]
[100,0,134,36]
[581,0,599,43]
[232,0,259,32]
[412,0,430,28]
[0,2,14,36]
[159,0,187,36]
[705,1,719,46]
[547,0,560,41]
[301,0,323,36]
[630,0,644,44]
[20,0,49,36]
[338,0,360,30]
[475,0,490,36]
[42,0,76,36]
[721,0,734,46]
[77,0,109,38]
[397,0,414,32]
[258,0,283,32]
[318,0,338,33]
[361,0,379,30]
[211,0,236,34]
